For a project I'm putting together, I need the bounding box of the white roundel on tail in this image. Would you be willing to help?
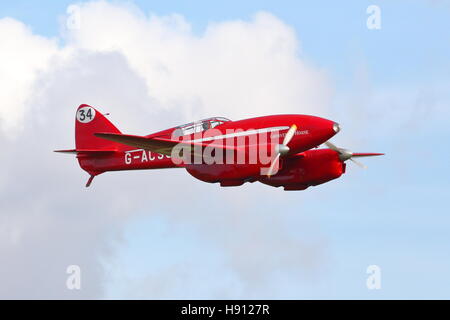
[76,106,96,123]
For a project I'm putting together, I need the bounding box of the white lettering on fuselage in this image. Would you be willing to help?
[124,149,170,165]
[273,130,309,139]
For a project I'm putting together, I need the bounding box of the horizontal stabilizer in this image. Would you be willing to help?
[54,149,117,154]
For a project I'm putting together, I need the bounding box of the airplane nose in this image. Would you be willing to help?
[333,122,340,133]
[312,117,340,143]
[318,118,339,141]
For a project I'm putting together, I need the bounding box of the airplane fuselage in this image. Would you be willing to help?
[56,104,382,190]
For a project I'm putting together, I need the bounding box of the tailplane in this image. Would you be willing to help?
[55,104,123,187]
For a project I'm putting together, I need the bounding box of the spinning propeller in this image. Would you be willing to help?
[267,124,297,177]
[324,141,384,169]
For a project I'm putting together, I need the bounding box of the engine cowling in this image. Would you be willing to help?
[258,149,345,190]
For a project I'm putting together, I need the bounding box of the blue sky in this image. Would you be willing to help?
[3,0,449,86]
[1,0,449,299]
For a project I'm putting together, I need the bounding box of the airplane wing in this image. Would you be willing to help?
[94,132,235,157]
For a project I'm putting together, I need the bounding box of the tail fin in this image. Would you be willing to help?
[75,104,121,150]
[55,104,123,187]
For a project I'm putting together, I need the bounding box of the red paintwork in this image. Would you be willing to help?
[55,104,381,190]
[258,149,345,191]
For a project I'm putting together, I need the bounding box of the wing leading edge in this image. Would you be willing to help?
[94,132,236,157]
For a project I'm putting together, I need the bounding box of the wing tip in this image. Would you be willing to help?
[54,149,77,154]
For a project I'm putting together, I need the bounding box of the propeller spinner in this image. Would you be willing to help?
[325,141,384,168]
[266,124,297,177]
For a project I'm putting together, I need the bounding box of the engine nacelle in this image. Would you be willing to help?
[258,149,345,190]
[185,149,345,189]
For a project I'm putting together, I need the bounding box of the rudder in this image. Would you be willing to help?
[74,104,122,186]
[75,104,122,151]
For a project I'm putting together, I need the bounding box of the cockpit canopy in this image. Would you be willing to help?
[173,117,231,137]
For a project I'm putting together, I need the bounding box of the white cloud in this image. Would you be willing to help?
[0,18,58,135]
[64,1,332,121]
[0,1,333,298]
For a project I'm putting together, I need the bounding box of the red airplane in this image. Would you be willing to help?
[55,104,383,190]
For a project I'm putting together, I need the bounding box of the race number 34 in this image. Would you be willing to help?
[77,106,96,123]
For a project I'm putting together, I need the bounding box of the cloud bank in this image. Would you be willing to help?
[0,1,333,298]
